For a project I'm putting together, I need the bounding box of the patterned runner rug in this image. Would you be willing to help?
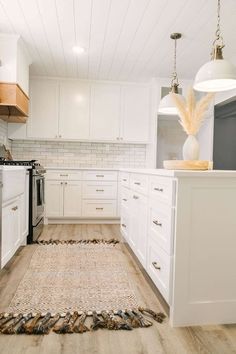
[0,239,165,335]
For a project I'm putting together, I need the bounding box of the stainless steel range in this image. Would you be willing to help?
[0,159,46,243]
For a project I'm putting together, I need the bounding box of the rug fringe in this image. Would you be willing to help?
[34,238,120,245]
[0,308,165,335]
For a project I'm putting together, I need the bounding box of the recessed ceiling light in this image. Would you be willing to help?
[72,46,85,54]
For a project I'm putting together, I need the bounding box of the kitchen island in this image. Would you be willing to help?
[120,168,236,327]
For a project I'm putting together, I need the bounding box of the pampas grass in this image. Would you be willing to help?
[170,88,214,135]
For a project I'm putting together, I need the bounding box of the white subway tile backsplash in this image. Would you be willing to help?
[0,120,11,149]
[11,140,147,168]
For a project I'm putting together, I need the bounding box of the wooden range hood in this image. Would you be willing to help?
[0,82,29,123]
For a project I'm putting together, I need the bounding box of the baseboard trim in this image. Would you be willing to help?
[44,218,120,225]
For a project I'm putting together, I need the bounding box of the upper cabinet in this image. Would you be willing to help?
[0,34,31,122]
[121,85,150,143]
[28,79,59,139]
[90,83,121,141]
[59,82,90,140]
[8,78,151,144]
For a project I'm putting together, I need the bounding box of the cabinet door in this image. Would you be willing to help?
[129,194,139,250]
[28,79,59,139]
[1,198,21,268]
[63,181,82,217]
[45,181,63,217]
[121,85,150,142]
[59,82,90,139]
[136,194,148,268]
[90,83,121,141]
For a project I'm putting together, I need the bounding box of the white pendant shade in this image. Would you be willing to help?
[158,92,185,115]
[194,59,236,92]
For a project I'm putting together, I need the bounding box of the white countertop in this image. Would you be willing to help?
[120,168,236,178]
[45,166,119,171]
[45,166,236,177]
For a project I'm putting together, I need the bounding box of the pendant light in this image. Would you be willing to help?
[194,0,236,92]
[158,33,184,115]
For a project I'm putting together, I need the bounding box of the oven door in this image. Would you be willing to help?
[32,174,45,226]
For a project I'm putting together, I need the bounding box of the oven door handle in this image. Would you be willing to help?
[40,178,45,204]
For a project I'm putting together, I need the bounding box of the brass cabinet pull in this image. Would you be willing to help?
[134,182,141,185]
[122,198,127,202]
[96,189,104,192]
[96,175,104,177]
[152,261,161,270]
[133,195,139,199]
[12,206,18,211]
[64,182,68,185]
[123,179,127,181]
[153,220,162,227]
[60,182,63,185]
[60,174,68,177]
[154,187,163,192]
[96,207,104,210]
[121,223,126,228]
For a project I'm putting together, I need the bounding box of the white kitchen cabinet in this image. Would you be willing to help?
[45,180,64,217]
[45,169,119,221]
[9,78,152,143]
[20,170,29,242]
[63,181,82,217]
[121,85,150,142]
[1,197,21,268]
[120,169,236,327]
[125,190,148,268]
[28,79,59,139]
[45,179,82,218]
[90,83,121,141]
[59,82,90,139]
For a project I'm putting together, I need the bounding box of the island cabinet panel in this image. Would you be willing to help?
[120,169,236,327]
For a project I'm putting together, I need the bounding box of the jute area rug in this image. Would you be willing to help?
[0,239,165,335]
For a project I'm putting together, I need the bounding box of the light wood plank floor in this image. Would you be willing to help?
[0,224,235,354]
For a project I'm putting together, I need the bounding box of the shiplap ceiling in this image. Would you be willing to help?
[0,0,236,81]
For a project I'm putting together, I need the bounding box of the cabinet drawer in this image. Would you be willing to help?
[83,170,117,181]
[149,200,174,255]
[130,173,148,195]
[149,176,175,206]
[46,170,82,181]
[120,214,129,241]
[121,186,130,210]
[147,238,172,304]
[82,181,117,199]
[82,200,117,217]
[120,172,130,187]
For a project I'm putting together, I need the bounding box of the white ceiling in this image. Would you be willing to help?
[0,0,236,82]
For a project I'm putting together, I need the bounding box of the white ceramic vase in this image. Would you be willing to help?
[182,135,200,160]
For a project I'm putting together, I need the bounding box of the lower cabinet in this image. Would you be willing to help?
[123,190,148,268]
[146,236,172,303]
[120,172,173,304]
[1,197,21,268]
[45,180,81,218]
[45,169,119,220]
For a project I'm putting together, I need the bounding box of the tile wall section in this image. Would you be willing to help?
[11,140,147,168]
[0,120,11,149]
[156,118,185,168]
